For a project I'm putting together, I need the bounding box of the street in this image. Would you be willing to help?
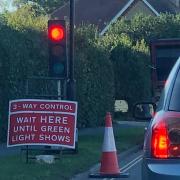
[72,148,143,180]
[117,150,143,180]
[70,121,146,180]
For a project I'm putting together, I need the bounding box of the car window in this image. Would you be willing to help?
[169,68,180,111]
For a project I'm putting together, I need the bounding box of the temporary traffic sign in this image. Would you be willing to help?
[7,99,78,149]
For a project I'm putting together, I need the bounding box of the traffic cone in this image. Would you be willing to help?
[89,112,129,178]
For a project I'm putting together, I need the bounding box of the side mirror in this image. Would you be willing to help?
[133,102,156,121]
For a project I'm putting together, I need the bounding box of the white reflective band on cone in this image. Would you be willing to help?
[102,127,116,152]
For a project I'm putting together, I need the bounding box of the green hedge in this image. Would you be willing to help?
[0,7,48,142]
[111,40,151,111]
[0,9,115,142]
[103,14,180,113]
[107,13,180,43]
[0,8,180,141]
[75,26,115,127]
[99,33,151,113]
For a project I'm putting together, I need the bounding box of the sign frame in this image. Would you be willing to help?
[7,99,78,149]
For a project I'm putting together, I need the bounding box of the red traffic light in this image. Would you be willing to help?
[48,25,65,42]
[48,20,67,78]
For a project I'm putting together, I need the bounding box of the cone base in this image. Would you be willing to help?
[89,172,129,178]
[100,152,119,174]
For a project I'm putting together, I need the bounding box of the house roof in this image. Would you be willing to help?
[148,0,180,14]
[51,0,180,35]
[51,0,129,30]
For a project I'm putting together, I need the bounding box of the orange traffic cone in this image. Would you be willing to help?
[89,112,129,178]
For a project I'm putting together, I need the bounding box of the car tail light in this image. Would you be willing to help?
[152,117,180,158]
[152,120,169,158]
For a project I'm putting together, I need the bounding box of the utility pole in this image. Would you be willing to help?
[67,0,76,100]
[69,0,78,153]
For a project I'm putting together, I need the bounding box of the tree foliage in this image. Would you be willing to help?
[13,0,67,13]
[107,13,180,43]
[75,25,115,127]
[0,8,180,141]
[0,5,48,141]
[111,38,151,108]
[103,13,180,113]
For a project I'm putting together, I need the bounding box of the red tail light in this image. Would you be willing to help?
[152,116,180,159]
[152,120,169,158]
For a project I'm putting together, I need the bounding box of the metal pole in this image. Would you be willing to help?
[54,80,62,151]
[26,145,29,163]
[57,80,61,100]
[68,0,78,153]
[67,0,76,100]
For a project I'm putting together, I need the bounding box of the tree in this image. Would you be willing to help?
[107,14,180,43]
[13,0,68,13]
[0,5,48,142]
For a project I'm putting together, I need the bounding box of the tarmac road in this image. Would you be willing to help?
[102,149,143,180]
[71,147,143,180]
[71,120,146,180]
[116,149,142,180]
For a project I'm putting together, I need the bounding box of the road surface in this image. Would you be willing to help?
[72,148,143,180]
[116,149,142,180]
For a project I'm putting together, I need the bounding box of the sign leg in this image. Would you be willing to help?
[26,145,29,164]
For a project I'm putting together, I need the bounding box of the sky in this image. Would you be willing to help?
[0,0,16,12]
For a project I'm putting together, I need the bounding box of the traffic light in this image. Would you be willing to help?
[48,20,67,78]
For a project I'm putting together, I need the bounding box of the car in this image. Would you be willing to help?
[134,57,180,180]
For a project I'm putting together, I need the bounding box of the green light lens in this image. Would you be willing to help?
[53,63,65,75]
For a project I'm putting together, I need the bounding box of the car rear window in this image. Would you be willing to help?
[169,68,180,111]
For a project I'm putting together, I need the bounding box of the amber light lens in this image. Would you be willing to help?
[51,45,64,57]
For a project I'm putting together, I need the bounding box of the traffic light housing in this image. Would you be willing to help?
[48,20,68,78]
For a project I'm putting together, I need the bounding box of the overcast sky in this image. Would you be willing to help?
[0,0,16,12]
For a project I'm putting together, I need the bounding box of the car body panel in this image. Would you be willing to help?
[142,158,180,180]
[142,57,180,180]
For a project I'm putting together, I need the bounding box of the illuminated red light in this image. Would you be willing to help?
[152,121,169,158]
[49,25,64,42]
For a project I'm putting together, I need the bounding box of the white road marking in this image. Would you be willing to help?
[121,157,142,173]
[121,155,142,172]
[103,154,143,180]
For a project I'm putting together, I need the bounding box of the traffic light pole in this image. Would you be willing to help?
[57,80,61,100]
[67,0,76,101]
[68,0,78,153]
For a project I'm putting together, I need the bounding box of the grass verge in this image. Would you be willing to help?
[0,127,144,180]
